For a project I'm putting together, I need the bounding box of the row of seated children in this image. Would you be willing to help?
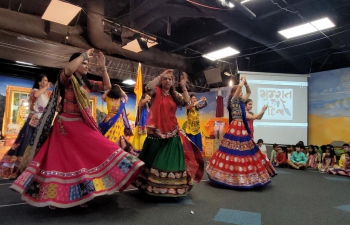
[328,144,350,176]
[269,143,350,176]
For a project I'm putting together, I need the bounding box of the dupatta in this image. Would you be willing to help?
[99,100,125,135]
[179,129,204,182]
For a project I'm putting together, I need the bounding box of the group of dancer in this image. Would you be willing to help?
[0,48,276,208]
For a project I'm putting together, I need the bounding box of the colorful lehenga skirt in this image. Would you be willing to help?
[10,113,144,208]
[104,117,124,142]
[206,120,276,189]
[131,126,147,153]
[0,118,35,179]
[134,133,202,197]
[187,133,203,152]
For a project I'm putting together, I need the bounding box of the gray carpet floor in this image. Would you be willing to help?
[0,167,350,225]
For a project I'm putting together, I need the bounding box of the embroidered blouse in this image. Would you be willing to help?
[147,87,187,138]
[229,97,243,120]
[59,73,104,114]
[29,88,50,117]
[186,99,207,135]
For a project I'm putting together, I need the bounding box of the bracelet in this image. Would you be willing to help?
[81,52,88,61]
[101,66,107,72]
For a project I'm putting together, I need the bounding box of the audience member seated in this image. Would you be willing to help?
[319,147,335,173]
[297,141,307,154]
[307,145,318,169]
[275,147,288,168]
[287,145,294,161]
[270,143,278,166]
[288,144,307,170]
[313,145,321,163]
[337,144,349,169]
[323,144,337,166]
[328,152,350,176]
[257,139,267,155]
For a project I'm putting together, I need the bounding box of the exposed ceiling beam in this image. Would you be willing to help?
[86,0,193,72]
[133,3,213,30]
[229,0,256,19]
[117,0,169,25]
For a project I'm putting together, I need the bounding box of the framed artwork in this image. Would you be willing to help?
[2,86,98,137]
[89,96,98,121]
[2,86,31,136]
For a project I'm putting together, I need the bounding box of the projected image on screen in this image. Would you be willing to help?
[258,88,293,120]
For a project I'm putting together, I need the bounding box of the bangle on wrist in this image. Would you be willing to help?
[81,52,88,61]
[100,66,107,72]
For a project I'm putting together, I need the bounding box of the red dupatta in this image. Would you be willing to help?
[179,130,204,182]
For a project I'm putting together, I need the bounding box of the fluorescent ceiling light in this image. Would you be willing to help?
[228,2,234,8]
[203,47,240,61]
[241,0,250,4]
[278,17,335,39]
[16,61,34,65]
[42,0,81,25]
[122,79,136,85]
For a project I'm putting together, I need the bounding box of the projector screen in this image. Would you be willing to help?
[212,71,308,145]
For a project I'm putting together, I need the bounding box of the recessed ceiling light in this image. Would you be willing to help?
[122,37,158,53]
[42,0,81,25]
[122,79,136,85]
[278,17,335,39]
[203,47,240,61]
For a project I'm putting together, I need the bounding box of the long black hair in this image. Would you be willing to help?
[32,74,47,89]
[227,86,238,124]
[308,145,316,155]
[106,85,122,99]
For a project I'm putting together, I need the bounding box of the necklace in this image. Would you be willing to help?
[162,90,170,96]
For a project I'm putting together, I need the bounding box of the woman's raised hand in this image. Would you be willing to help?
[180,72,188,88]
[85,48,94,59]
[96,52,106,68]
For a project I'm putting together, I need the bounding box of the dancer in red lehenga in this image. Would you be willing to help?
[10,49,144,208]
[206,77,276,189]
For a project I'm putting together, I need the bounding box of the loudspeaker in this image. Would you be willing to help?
[204,67,222,84]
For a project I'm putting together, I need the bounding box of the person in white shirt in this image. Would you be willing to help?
[257,139,267,155]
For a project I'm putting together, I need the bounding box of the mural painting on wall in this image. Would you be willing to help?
[309,68,350,145]
[2,86,98,136]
